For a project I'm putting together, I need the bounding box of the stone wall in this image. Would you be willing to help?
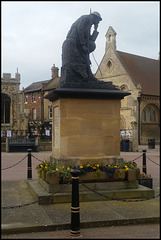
[50,96,122,167]
[1,72,28,137]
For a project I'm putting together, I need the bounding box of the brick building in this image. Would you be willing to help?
[95,26,160,149]
[23,64,60,141]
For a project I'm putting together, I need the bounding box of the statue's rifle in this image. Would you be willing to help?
[86,24,99,77]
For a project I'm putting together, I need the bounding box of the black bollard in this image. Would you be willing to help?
[27,149,32,180]
[142,150,147,175]
[70,169,80,236]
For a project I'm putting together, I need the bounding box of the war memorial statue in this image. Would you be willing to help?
[59,11,117,89]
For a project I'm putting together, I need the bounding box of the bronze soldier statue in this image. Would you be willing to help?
[60,11,116,89]
[60,12,102,87]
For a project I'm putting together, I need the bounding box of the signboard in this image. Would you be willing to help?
[7,130,12,137]
[45,130,50,136]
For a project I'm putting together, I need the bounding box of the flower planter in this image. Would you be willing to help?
[114,169,126,180]
[62,176,72,184]
[45,173,59,185]
[79,170,126,183]
[79,172,99,182]
[126,169,137,181]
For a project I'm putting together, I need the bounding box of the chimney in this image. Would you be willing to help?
[51,64,59,77]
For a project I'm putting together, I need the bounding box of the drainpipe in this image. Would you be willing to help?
[137,95,141,145]
[41,89,44,124]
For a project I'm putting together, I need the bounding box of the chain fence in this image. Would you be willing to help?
[2,181,71,209]
[80,181,160,203]
[1,149,160,210]
[1,154,28,170]
[31,154,44,163]
[146,155,160,166]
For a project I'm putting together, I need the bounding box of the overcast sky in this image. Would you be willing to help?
[2,1,160,90]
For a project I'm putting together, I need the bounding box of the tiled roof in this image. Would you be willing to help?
[24,80,50,93]
[117,51,160,96]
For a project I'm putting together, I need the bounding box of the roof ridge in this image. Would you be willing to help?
[117,50,158,61]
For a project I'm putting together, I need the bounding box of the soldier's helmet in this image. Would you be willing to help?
[91,11,102,21]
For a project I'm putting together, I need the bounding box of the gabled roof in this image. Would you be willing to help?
[117,51,160,96]
[43,77,60,91]
[24,80,50,93]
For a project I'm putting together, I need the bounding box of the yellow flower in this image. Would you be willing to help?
[40,164,43,168]
[67,167,70,171]
[87,164,90,167]
[126,167,129,170]
[80,165,83,169]
[56,168,59,172]
[45,166,48,169]
[62,166,64,169]
[96,164,99,167]
[93,166,96,169]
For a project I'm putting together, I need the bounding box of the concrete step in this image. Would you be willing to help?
[26,180,155,205]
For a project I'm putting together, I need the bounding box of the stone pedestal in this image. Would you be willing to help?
[45,88,130,168]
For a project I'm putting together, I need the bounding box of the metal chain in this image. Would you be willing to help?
[128,154,142,162]
[2,181,71,210]
[1,151,159,208]
[80,181,160,202]
[146,156,160,166]
[31,154,44,163]
[1,155,28,170]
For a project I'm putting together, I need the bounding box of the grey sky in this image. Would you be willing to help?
[2,1,160,89]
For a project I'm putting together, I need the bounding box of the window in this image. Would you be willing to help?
[141,110,146,122]
[107,60,113,71]
[142,106,157,122]
[32,108,37,120]
[32,95,36,103]
[49,106,52,119]
[120,85,128,108]
[24,95,28,104]
[146,107,151,121]
[151,111,156,122]
[1,93,10,124]
[109,34,112,41]
[107,61,112,69]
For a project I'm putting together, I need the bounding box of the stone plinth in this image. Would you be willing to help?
[45,88,130,167]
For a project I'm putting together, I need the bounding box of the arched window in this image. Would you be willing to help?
[107,60,112,68]
[142,105,158,122]
[120,85,128,108]
[1,93,10,124]
[109,34,112,41]
[141,110,146,122]
[151,111,156,122]
[146,107,151,121]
